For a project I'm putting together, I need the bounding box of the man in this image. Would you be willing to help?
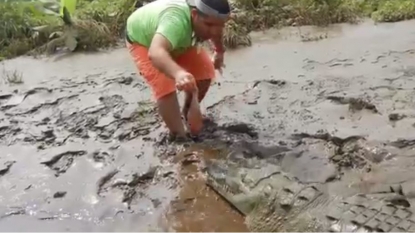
[125,0,230,141]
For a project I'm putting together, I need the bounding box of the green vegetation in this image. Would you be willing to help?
[225,0,415,48]
[1,0,415,60]
[0,0,137,60]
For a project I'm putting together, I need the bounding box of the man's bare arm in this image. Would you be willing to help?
[148,34,186,79]
[210,32,225,53]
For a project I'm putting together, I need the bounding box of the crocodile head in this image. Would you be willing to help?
[205,138,340,210]
[205,142,331,232]
[205,142,293,216]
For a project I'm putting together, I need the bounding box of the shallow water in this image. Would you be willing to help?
[2,18,415,231]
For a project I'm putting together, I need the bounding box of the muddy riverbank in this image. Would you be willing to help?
[2,18,415,231]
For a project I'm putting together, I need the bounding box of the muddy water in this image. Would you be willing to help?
[166,144,247,232]
[2,18,415,231]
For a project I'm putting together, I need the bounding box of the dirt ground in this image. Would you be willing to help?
[1,19,415,231]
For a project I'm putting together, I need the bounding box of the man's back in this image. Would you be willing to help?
[126,0,193,53]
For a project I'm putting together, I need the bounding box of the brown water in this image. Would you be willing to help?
[1,18,415,231]
[166,145,247,232]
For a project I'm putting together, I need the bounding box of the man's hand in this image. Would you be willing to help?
[212,51,225,73]
[210,33,226,73]
[174,70,197,92]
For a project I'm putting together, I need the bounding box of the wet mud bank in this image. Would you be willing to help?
[2,19,415,231]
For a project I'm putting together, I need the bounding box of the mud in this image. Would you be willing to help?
[2,18,415,231]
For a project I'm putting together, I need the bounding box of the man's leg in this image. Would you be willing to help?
[157,92,187,138]
[177,47,216,118]
[127,42,187,138]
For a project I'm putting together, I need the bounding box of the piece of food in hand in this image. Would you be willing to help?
[187,91,203,135]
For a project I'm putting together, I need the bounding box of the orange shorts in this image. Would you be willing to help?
[126,41,216,100]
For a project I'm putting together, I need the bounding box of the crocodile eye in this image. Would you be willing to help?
[243,176,254,186]
[239,169,248,178]
[264,185,273,196]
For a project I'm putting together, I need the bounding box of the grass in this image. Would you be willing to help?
[223,0,415,48]
[1,65,23,84]
[0,0,138,60]
[0,1,58,60]
[1,0,415,60]
[5,70,24,84]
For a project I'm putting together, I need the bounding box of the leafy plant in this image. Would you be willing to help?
[30,0,80,53]
[3,0,415,60]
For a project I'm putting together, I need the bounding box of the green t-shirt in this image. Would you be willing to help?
[126,0,195,55]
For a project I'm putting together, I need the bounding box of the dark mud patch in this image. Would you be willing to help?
[41,150,88,177]
[0,160,15,176]
[291,132,397,172]
[53,191,67,198]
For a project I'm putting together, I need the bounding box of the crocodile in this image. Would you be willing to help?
[205,139,415,232]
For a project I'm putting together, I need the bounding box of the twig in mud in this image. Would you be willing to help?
[290,132,363,147]
[388,113,407,122]
[390,139,415,149]
[369,86,403,91]
[326,96,379,114]
[252,79,286,88]
[0,208,26,219]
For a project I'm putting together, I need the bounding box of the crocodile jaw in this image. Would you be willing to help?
[205,159,265,215]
